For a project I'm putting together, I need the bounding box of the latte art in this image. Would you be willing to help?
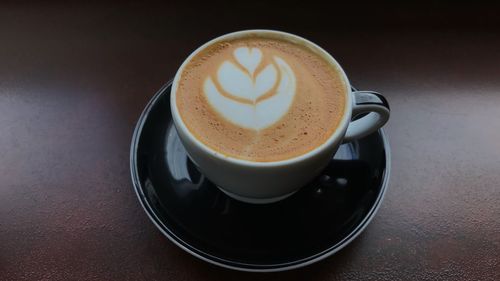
[204,47,296,130]
[175,36,346,162]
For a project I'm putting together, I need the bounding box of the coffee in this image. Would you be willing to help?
[175,35,347,162]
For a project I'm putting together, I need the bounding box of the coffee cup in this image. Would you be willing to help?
[171,30,390,203]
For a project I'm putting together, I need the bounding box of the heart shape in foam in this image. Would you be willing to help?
[234,47,262,76]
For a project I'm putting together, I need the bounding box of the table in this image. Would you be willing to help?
[1,1,499,280]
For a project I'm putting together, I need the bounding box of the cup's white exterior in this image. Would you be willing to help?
[171,30,353,202]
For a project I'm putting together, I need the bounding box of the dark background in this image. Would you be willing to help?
[1,1,499,280]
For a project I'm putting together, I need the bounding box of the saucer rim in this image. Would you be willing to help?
[130,80,391,272]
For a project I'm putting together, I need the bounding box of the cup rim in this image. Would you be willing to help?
[171,29,352,167]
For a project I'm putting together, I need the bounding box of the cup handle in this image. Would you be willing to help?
[342,91,390,143]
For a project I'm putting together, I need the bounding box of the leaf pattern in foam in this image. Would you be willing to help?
[254,64,277,100]
[204,49,296,130]
[217,61,254,101]
[255,57,296,129]
[204,78,255,129]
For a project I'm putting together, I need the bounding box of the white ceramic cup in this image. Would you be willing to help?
[171,30,390,204]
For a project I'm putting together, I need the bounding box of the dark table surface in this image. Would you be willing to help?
[1,1,499,280]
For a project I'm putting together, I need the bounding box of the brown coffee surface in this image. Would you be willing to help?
[175,36,346,162]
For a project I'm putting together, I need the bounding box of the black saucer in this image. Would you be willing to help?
[130,81,390,272]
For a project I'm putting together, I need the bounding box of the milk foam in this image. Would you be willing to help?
[204,47,296,130]
[175,37,346,162]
